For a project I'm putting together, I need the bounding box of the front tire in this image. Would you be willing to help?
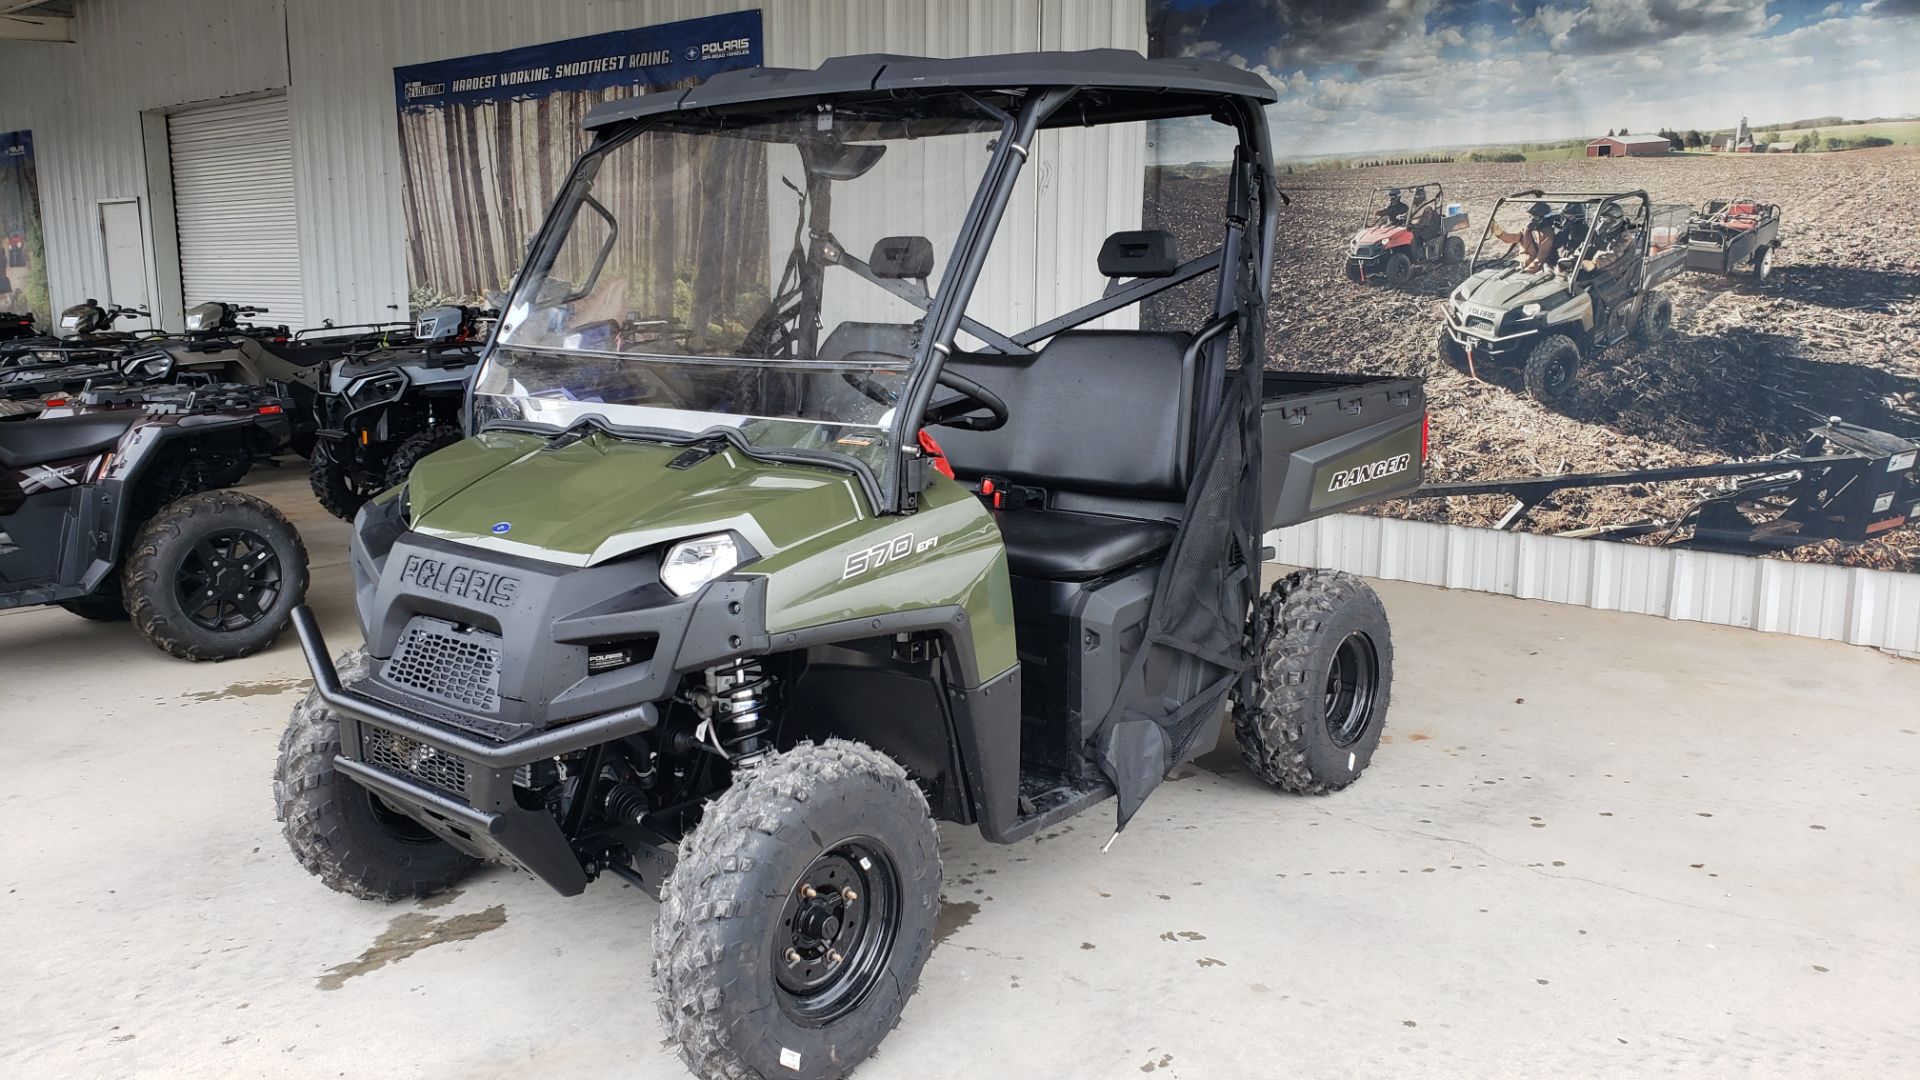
[273,648,482,901]
[653,740,942,1080]
[1232,569,1393,794]
[308,444,381,522]
[1383,250,1413,286]
[123,490,308,661]
[1436,324,1468,370]
[383,425,462,488]
[1344,258,1364,283]
[1635,290,1673,344]
[1523,333,1582,404]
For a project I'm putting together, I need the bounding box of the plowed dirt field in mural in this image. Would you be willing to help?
[1148,145,1920,571]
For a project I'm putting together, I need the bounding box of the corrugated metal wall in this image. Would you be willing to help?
[1269,515,1920,658]
[0,0,1144,328]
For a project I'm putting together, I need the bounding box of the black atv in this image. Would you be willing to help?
[0,381,310,659]
[113,302,406,457]
[307,304,490,520]
[0,310,34,342]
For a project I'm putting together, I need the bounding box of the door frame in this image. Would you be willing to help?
[95,196,153,331]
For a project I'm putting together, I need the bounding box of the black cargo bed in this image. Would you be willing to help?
[1259,371,1425,530]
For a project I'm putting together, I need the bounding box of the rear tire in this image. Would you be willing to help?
[653,739,942,1080]
[273,647,482,901]
[383,425,462,489]
[1635,290,1673,344]
[1523,334,1582,404]
[1232,569,1393,794]
[1444,235,1467,263]
[1383,251,1413,287]
[123,490,308,661]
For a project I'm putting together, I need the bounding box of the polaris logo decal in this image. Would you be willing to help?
[843,533,938,580]
[398,555,521,608]
[1326,453,1413,493]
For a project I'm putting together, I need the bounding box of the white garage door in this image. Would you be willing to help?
[168,94,304,328]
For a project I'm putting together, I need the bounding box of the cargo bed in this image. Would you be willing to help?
[1259,371,1425,530]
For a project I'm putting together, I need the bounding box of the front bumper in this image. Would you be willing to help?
[1442,308,1539,360]
[294,606,660,895]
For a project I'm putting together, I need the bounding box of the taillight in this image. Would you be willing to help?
[1421,412,1431,463]
[258,403,283,415]
[44,397,67,407]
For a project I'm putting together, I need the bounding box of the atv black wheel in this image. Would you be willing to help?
[1232,569,1393,794]
[1752,244,1775,283]
[1435,324,1468,370]
[1444,235,1467,263]
[1523,334,1582,404]
[123,490,308,661]
[1635,290,1673,344]
[274,647,481,901]
[1344,258,1364,283]
[195,449,252,490]
[287,429,318,460]
[308,445,384,522]
[1383,251,1413,287]
[654,739,941,1080]
[383,425,462,489]
[58,586,128,622]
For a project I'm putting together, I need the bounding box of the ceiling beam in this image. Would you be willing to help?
[0,13,73,42]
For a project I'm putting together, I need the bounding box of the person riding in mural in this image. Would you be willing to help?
[1578,202,1636,274]
[1408,185,1441,244]
[1375,187,1409,226]
[1492,200,1557,272]
[1552,202,1590,271]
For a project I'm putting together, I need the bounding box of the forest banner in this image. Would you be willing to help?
[1145,1,1920,576]
[0,129,48,323]
[393,10,763,305]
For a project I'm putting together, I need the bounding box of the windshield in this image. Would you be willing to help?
[475,97,1010,493]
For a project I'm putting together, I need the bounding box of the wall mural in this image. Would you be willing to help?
[1145,0,1920,574]
[0,129,48,324]
[392,10,763,309]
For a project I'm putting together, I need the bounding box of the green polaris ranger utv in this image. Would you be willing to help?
[274,51,1426,1080]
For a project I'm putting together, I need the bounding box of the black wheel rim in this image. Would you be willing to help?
[1324,632,1380,748]
[774,838,900,1026]
[174,528,283,633]
[1545,353,1575,395]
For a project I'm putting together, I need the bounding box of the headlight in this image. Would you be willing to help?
[1520,303,1543,318]
[347,371,404,409]
[660,533,740,597]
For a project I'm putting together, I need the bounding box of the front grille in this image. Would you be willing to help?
[382,616,502,713]
[361,725,470,796]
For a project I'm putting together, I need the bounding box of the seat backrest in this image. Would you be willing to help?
[936,329,1197,501]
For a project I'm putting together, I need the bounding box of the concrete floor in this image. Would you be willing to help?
[2,465,1917,1080]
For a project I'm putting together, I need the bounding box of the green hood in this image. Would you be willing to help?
[1456,267,1570,312]
[404,431,867,567]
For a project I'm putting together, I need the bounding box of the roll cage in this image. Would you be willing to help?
[1470,188,1652,288]
[486,52,1279,516]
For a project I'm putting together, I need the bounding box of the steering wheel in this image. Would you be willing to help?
[925,368,1008,432]
[837,350,910,406]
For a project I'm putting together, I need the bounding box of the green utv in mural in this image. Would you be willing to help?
[274,51,1426,1080]
[1440,189,1688,405]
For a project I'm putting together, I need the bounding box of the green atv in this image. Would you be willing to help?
[1439,188,1687,404]
[274,51,1426,1080]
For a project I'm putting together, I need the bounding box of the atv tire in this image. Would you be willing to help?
[309,446,381,522]
[1383,251,1413,287]
[1344,258,1364,284]
[1436,324,1468,370]
[383,425,462,489]
[123,490,308,661]
[1752,244,1775,283]
[1232,569,1393,795]
[1523,334,1582,405]
[274,647,481,901]
[1635,290,1673,344]
[654,739,942,1080]
[1444,235,1467,263]
[58,586,128,622]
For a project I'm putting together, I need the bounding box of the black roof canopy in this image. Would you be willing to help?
[582,49,1277,132]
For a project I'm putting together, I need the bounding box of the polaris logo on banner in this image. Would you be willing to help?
[398,555,521,608]
[1327,453,1413,493]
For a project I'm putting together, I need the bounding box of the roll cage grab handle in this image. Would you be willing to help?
[890,87,1277,510]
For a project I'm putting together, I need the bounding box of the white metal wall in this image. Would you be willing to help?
[1269,515,1920,658]
[0,0,1144,329]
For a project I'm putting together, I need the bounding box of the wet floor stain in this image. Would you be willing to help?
[417,887,464,911]
[1159,930,1207,942]
[317,905,507,990]
[1140,1053,1174,1072]
[183,678,307,703]
[934,899,979,946]
[1195,957,1225,968]
[1080,942,1097,950]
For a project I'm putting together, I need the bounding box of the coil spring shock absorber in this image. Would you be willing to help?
[706,658,773,762]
